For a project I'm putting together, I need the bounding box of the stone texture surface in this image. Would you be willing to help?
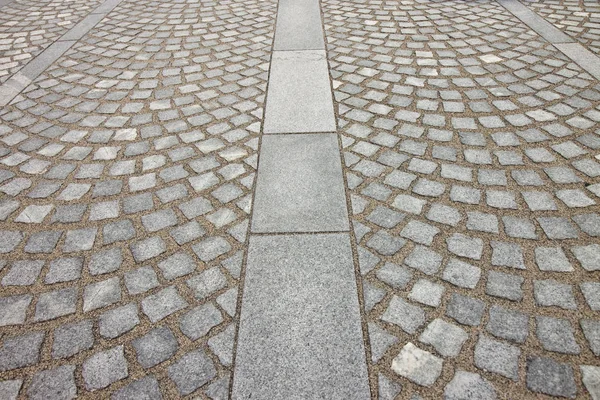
[0,0,273,395]
[1,0,600,397]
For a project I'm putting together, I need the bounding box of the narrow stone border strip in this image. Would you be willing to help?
[497,0,574,44]
[273,0,325,51]
[554,43,600,81]
[0,0,125,106]
[251,133,349,233]
[263,50,336,134]
[232,233,370,399]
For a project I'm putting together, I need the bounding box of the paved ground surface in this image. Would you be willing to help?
[0,0,599,398]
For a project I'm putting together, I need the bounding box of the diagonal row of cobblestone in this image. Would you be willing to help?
[323,0,600,398]
[0,0,276,397]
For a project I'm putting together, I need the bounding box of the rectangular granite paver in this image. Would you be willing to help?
[273,0,325,51]
[498,0,574,44]
[263,50,336,134]
[251,133,349,233]
[232,233,370,400]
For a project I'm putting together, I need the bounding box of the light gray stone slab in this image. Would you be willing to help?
[232,233,369,399]
[273,0,324,51]
[92,0,123,14]
[60,13,105,41]
[20,41,76,80]
[498,0,573,44]
[554,43,600,81]
[263,50,336,134]
[251,134,348,233]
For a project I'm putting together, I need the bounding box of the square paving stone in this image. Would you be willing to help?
[0,380,22,400]
[2,260,44,286]
[366,206,405,229]
[535,247,573,272]
[382,296,426,334]
[264,51,335,133]
[526,357,577,399]
[103,220,136,244]
[27,365,76,400]
[125,266,159,295]
[400,220,440,245]
[375,263,413,289]
[141,286,188,323]
[34,288,77,321]
[444,371,497,400]
[0,331,44,371]
[89,247,122,275]
[368,323,398,362]
[581,320,600,356]
[232,233,369,399]
[252,134,348,233]
[572,244,600,271]
[99,303,139,339]
[180,303,223,341]
[208,324,235,367]
[169,350,216,396]
[486,305,529,343]
[474,335,520,381]
[192,236,231,262]
[581,282,600,311]
[157,252,197,280]
[187,267,227,300]
[0,294,31,326]
[132,327,178,368]
[418,318,468,358]
[442,258,481,289]
[485,271,524,301]
[536,316,580,355]
[83,277,121,312]
[112,376,162,400]
[130,237,166,262]
[82,346,128,391]
[52,320,94,359]
[409,279,445,307]
[534,280,577,310]
[391,343,443,387]
[446,233,483,260]
[366,231,406,256]
[446,293,486,326]
[404,246,443,275]
[45,257,83,283]
[24,231,62,253]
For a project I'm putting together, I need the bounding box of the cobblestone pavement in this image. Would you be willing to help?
[324,0,600,398]
[0,0,274,397]
[0,0,599,398]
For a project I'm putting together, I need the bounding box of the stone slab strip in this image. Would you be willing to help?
[60,13,106,41]
[263,50,336,134]
[232,233,370,400]
[497,0,574,44]
[554,43,600,81]
[0,0,125,106]
[273,0,325,51]
[251,133,349,233]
